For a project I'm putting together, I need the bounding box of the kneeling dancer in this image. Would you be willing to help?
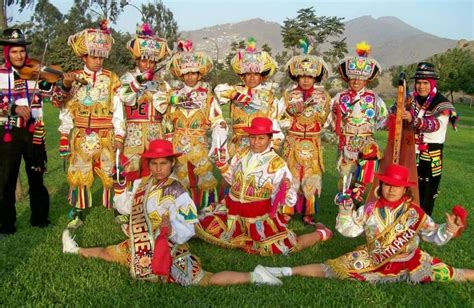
[197,117,332,256]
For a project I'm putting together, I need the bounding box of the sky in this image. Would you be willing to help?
[9,0,474,40]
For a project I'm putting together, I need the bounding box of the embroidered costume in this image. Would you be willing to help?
[409,63,457,215]
[326,42,387,191]
[117,24,170,182]
[164,40,227,208]
[214,38,282,158]
[197,118,300,256]
[324,165,463,283]
[281,45,331,219]
[53,24,125,219]
[109,175,210,285]
[0,29,51,233]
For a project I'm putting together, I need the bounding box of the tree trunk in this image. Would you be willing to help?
[0,0,7,30]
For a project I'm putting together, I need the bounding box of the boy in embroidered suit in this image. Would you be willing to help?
[281,40,331,225]
[214,38,283,158]
[52,21,125,229]
[117,23,170,183]
[197,117,332,256]
[325,42,387,198]
[256,164,473,283]
[164,40,227,208]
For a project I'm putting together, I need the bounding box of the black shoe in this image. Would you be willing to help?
[0,226,16,235]
[31,220,52,228]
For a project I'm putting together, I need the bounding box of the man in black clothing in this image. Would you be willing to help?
[0,28,51,235]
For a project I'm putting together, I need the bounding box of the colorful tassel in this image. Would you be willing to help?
[451,205,467,238]
[137,23,154,36]
[151,226,172,276]
[356,41,371,57]
[177,39,193,52]
[271,175,289,217]
[299,39,309,55]
[3,121,12,142]
[245,37,257,52]
[99,19,110,31]
[3,130,12,142]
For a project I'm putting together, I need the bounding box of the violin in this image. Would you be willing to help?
[18,58,88,85]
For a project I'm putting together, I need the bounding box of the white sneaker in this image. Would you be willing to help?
[62,229,79,254]
[252,265,283,286]
[262,266,292,278]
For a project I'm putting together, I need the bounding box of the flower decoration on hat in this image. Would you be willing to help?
[230,37,277,77]
[126,23,170,62]
[67,19,114,58]
[168,39,213,79]
[337,41,381,82]
[286,37,329,82]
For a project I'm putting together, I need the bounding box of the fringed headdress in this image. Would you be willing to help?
[337,41,381,82]
[68,20,114,58]
[127,23,169,62]
[168,39,213,78]
[286,38,329,82]
[230,37,277,77]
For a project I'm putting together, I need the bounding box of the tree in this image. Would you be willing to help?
[261,43,272,55]
[281,6,346,65]
[139,0,178,44]
[432,48,473,102]
[391,47,474,101]
[86,0,126,23]
[225,40,245,66]
[1,0,35,29]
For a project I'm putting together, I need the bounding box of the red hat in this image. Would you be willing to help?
[242,117,279,135]
[375,164,416,187]
[142,139,182,159]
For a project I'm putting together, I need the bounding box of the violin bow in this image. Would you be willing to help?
[29,43,49,106]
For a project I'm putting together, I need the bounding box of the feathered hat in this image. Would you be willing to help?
[230,37,277,77]
[337,41,381,82]
[168,39,213,78]
[127,23,169,62]
[68,20,114,58]
[286,38,329,82]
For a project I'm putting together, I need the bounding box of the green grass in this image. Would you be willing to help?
[0,103,473,306]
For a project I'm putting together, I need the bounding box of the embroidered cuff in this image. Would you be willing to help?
[114,135,124,144]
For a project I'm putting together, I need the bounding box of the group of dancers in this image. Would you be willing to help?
[0,22,471,286]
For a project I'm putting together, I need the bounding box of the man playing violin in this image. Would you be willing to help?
[51,21,125,230]
[0,28,52,235]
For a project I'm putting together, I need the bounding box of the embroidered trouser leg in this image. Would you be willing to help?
[418,144,443,216]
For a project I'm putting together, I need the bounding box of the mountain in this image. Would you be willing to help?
[342,16,458,68]
[179,16,459,68]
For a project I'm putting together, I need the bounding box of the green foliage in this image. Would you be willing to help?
[281,6,346,66]
[1,0,35,29]
[86,0,125,22]
[0,104,472,305]
[19,0,175,75]
[391,47,474,100]
[140,0,179,44]
[261,43,272,55]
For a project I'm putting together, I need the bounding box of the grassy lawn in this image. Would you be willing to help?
[0,103,473,306]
